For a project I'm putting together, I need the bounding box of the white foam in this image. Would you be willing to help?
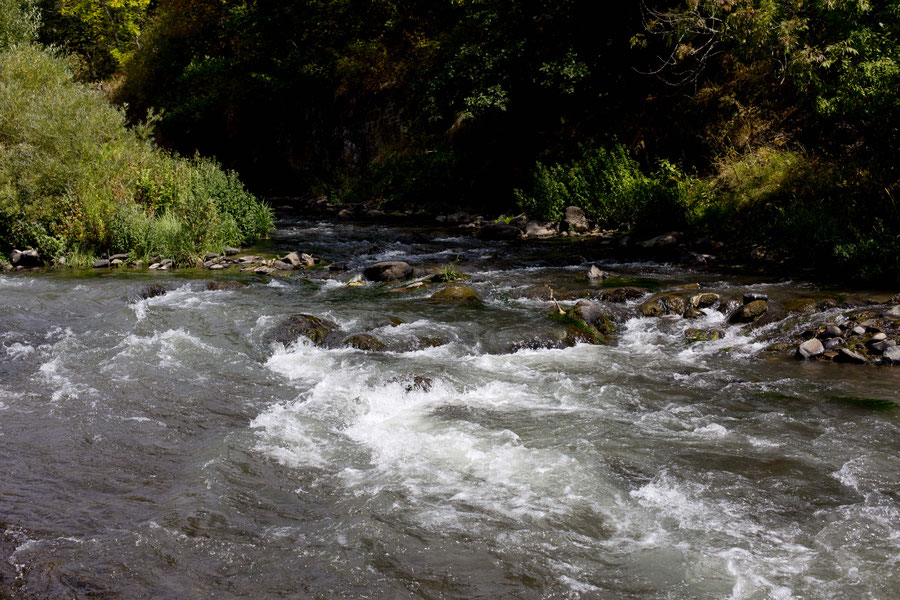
[4,342,35,358]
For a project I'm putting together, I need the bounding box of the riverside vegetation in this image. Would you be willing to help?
[2,0,899,283]
[0,1,272,268]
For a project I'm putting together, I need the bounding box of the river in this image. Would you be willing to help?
[1,215,899,599]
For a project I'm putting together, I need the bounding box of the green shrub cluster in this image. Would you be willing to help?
[0,41,272,265]
[514,144,703,231]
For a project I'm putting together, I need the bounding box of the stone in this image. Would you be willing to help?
[783,298,817,313]
[203,260,218,269]
[638,232,679,248]
[149,263,161,270]
[92,259,110,268]
[587,265,608,280]
[796,338,825,359]
[596,287,646,303]
[301,253,316,267]
[337,209,354,219]
[729,299,768,323]
[404,376,433,392]
[639,295,686,317]
[690,293,719,309]
[135,285,168,300]
[835,348,867,364]
[110,259,123,267]
[272,260,294,271]
[883,346,900,365]
[223,247,241,255]
[209,264,226,270]
[343,333,386,351]
[206,280,246,291]
[254,266,275,275]
[868,340,897,354]
[684,328,723,342]
[364,261,414,282]
[562,206,589,233]
[743,293,769,304]
[871,332,887,342]
[204,252,219,261]
[479,222,524,241]
[850,326,866,335]
[551,299,615,345]
[429,284,483,305]
[265,314,339,347]
[109,253,129,261]
[283,252,302,267]
[823,338,843,350]
[524,221,558,238]
[10,249,41,268]
[820,325,842,338]
[884,305,900,318]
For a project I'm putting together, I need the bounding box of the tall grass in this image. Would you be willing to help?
[0,19,272,265]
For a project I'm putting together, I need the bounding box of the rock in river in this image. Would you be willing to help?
[265,314,339,346]
[429,284,483,305]
[729,299,768,323]
[343,333,386,351]
[796,338,824,359]
[364,261,414,282]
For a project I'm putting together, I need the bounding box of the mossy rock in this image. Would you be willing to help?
[266,314,339,346]
[429,284,483,305]
[596,287,646,303]
[684,328,723,343]
[766,342,792,352]
[729,299,768,323]
[343,333,386,351]
[782,298,817,314]
[639,294,686,317]
[550,300,615,345]
[690,293,720,309]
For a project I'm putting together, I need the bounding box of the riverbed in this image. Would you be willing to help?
[1,216,899,599]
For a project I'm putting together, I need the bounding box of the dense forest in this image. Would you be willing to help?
[2,0,899,280]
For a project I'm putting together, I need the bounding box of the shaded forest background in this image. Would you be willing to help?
[6,0,900,279]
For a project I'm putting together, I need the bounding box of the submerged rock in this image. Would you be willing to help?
[479,222,524,241]
[364,261,414,282]
[783,298,817,314]
[206,280,246,291]
[266,314,339,346]
[429,284,483,305]
[596,287,646,303]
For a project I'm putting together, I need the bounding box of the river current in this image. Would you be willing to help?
[1,216,899,599]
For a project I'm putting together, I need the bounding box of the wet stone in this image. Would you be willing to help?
[797,338,824,359]
[835,348,867,364]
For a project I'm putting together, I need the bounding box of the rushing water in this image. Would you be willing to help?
[2,217,899,599]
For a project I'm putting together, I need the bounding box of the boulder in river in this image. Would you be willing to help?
[689,293,719,309]
[796,338,824,359]
[639,295,686,317]
[364,261,414,282]
[266,314,339,346]
[206,280,246,292]
[596,287,646,303]
[343,333,386,351]
[587,265,608,280]
[479,222,524,241]
[729,299,768,323]
[783,298,817,314]
[551,299,615,345]
[429,284,483,305]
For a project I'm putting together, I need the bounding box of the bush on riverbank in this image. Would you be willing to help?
[0,20,271,265]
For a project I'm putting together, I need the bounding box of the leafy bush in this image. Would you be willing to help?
[515,144,702,231]
[0,39,272,265]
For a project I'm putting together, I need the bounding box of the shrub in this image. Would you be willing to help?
[0,39,272,265]
[514,144,702,230]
